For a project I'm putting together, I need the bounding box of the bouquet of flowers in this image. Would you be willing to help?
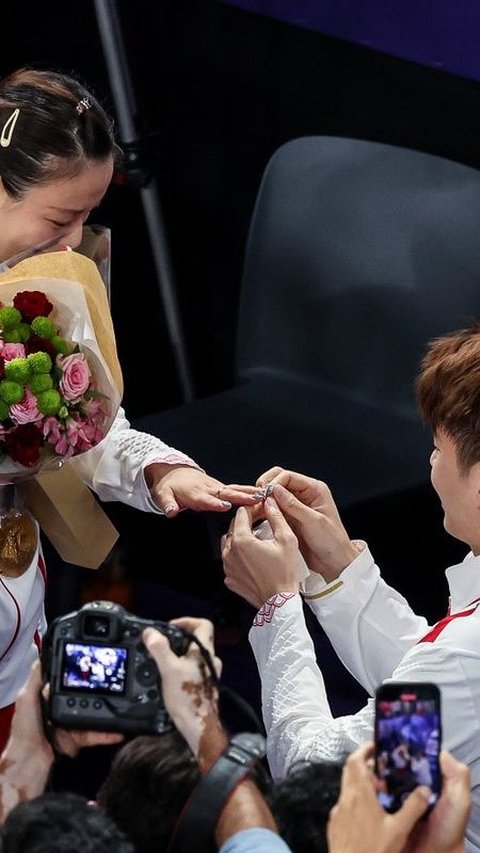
[0,285,119,483]
[0,250,121,568]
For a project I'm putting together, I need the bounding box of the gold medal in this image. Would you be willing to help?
[0,510,38,578]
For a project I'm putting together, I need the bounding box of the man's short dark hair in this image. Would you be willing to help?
[0,791,134,853]
[266,760,343,853]
[97,730,201,853]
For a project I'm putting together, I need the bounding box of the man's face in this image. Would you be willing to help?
[430,429,480,553]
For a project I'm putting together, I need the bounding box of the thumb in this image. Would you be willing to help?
[263,494,298,541]
[273,483,314,524]
[142,627,174,674]
[394,785,431,833]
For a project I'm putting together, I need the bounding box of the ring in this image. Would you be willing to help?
[216,488,223,498]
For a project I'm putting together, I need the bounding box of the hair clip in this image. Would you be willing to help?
[0,108,20,148]
[76,97,92,116]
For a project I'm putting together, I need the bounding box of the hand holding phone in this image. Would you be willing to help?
[375,682,442,814]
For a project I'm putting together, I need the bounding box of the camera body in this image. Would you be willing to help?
[42,600,190,735]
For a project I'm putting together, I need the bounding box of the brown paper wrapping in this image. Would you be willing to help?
[0,252,122,569]
[18,466,119,570]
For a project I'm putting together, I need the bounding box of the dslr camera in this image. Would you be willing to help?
[42,600,191,735]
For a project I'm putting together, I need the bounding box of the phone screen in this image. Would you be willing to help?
[374,682,442,813]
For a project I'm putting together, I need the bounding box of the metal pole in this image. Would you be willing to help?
[93,0,195,402]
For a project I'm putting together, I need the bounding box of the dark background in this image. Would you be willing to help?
[2,1,478,769]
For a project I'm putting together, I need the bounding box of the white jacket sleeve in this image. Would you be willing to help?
[249,593,375,780]
[69,406,200,513]
[302,545,429,695]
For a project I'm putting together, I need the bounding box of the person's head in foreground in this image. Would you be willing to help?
[0,791,134,853]
[97,731,201,852]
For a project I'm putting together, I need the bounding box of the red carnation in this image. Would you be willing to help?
[13,290,53,322]
[4,423,43,467]
[0,356,5,381]
[24,333,58,361]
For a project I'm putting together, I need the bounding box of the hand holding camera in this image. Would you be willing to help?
[143,615,223,758]
[42,601,195,735]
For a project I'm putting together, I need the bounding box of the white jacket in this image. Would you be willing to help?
[249,547,480,853]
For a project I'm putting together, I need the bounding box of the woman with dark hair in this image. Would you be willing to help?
[0,67,258,746]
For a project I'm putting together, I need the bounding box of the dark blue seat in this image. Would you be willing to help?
[135,136,480,508]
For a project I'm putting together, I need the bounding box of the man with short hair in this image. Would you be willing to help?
[222,324,480,852]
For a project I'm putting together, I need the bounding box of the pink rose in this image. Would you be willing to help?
[10,388,43,425]
[59,353,90,402]
[3,343,26,361]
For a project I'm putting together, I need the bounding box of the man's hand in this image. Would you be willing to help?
[256,467,359,581]
[327,743,432,853]
[143,617,223,767]
[405,750,471,853]
[144,463,261,517]
[222,498,300,609]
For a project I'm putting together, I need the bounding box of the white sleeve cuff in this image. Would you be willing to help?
[300,541,372,601]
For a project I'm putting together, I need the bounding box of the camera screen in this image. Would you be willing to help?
[376,694,441,812]
[61,642,128,695]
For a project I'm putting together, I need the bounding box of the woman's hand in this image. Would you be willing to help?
[144,463,262,517]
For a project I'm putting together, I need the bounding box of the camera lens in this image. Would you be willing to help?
[83,613,111,638]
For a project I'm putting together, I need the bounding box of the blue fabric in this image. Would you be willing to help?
[219,827,292,853]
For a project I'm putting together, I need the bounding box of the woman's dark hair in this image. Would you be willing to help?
[0,68,120,198]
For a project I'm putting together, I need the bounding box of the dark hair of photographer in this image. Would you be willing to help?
[97,731,201,852]
[0,792,134,853]
[266,760,343,853]
[97,730,273,853]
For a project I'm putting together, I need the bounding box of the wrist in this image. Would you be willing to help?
[144,457,202,489]
[197,714,229,772]
[1,743,53,799]
[173,707,227,767]
[311,540,363,582]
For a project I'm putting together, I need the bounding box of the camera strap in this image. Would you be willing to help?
[166,731,266,853]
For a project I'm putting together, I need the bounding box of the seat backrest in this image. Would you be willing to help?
[236,136,480,416]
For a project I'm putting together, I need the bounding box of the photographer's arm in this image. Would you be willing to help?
[0,661,123,825]
[143,621,290,852]
[0,662,53,820]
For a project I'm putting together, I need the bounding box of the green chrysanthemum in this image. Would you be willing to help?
[36,389,61,416]
[27,351,52,374]
[51,335,71,355]
[3,329,22,343]
[5,358,30,385]
[17,323,31,343]
[0,306,21,330]
[31,316,56,339]
[0,380,24,405]
[29,373,53,394]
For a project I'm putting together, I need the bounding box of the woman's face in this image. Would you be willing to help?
[0,156,114,262]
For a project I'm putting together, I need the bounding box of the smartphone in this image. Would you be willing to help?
[374,682,442,813]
